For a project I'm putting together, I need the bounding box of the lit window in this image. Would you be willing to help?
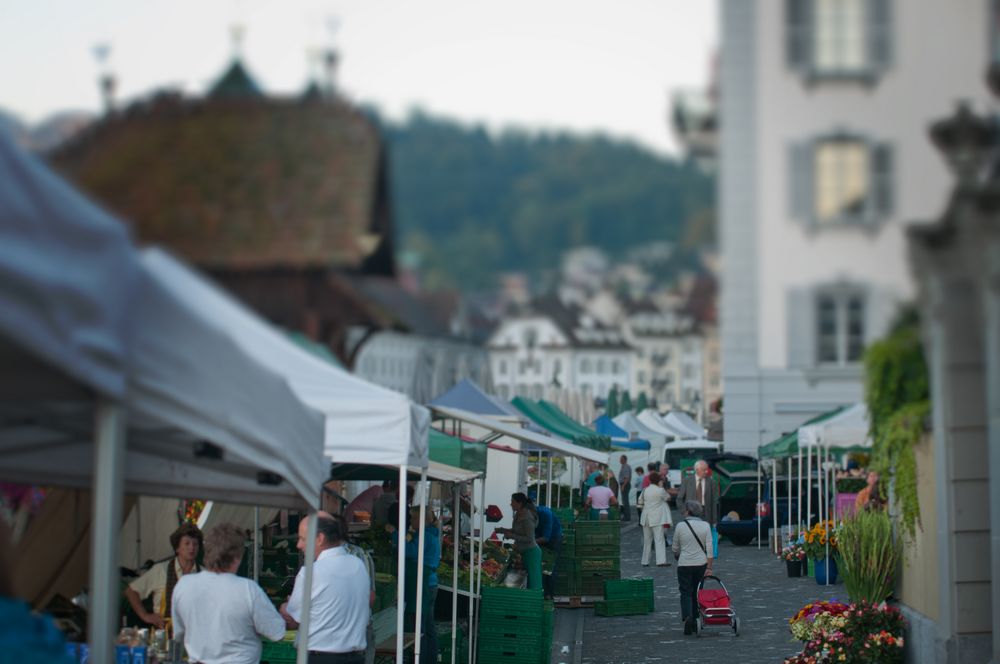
[815,139,869,223]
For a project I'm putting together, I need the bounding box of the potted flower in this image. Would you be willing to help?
[781,544,807,577]
[803,520,839,585]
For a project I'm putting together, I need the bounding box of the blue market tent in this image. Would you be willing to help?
[429,378,510,417]
[592,415,652,450]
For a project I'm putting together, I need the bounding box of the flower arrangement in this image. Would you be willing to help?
[802,520,838,560]
[781,543,807,562]
[182,499,205,524]
[785,600,905,664]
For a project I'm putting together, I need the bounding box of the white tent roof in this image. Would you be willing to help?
[663,411,706,438]
[637,409,688,438]
[612,412,669,447]
[430,406,609,464]
[0,133,326,509]
[143,249,430,469]
[798,403,871,450]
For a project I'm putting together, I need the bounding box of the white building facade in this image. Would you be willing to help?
[720,0,991,454]
[488,302,633,405]
[623,306,704,413]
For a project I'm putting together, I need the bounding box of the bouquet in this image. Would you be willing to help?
[803,520,838,560]
[781,544,807,562]
[785,600,905,664]
[788,600,850,641]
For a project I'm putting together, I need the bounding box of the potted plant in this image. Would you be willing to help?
[781,544,807,577]
[837,508,901,603]
[803,520,839,585]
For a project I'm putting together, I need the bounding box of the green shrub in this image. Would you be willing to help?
[838,509,902,604]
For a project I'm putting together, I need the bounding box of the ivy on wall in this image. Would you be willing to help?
[863,311,929,538]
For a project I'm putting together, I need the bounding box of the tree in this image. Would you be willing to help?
[620,390,633,413]
[636,391,649,412]
[606,386,620,418]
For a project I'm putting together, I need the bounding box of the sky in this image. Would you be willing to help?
[0,1,717,155]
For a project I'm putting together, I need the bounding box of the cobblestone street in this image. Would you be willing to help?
[550,519,842,664]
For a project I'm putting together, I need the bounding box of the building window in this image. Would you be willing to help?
[532,384,544,400]
[596,359,606,374]
[580,358,592,374]
[683,365,694,380]
[816,290,866,365]
[611,360,621,374]
[786,0,891,81]
[790,135,892,227]
[518,359,527,374]
[638,371,646,385]
[497,384,510,400]
[499,360,508,375]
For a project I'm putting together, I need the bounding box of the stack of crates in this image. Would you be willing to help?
[260,633,297,664]
[477,587,553,663]
[594,578,655,616]
[437,622,469,664]
[571,521,621,596]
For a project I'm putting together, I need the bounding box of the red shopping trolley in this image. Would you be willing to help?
[695,575,741,636]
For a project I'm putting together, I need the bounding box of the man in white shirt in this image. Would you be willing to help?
[171,523,286,663]
[281,512,370,664]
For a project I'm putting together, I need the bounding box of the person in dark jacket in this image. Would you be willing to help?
[534,506,563,598]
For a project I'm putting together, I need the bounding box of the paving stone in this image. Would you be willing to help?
[564,518,842,664]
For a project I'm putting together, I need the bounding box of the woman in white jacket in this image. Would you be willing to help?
[638,471,673,566]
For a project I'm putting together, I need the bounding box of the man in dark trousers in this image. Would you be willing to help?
[534,505,563,599]
[617,455,632,521]
[676,460,720,557]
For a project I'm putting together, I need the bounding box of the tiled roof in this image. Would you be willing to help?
[525,296,631,350]
[49,90,393,272]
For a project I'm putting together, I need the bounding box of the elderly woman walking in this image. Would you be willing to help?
[672,500,714,635]
[638,472,672,567]
[498,493,542,590]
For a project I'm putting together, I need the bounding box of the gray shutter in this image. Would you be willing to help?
[789,141,813,223]
[785,0,812,70]
[871,142,893,220]
[867,0,892,70]
[787,288,816,369]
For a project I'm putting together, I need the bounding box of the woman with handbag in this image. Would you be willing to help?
[672,500,714,635]
[638,472,672,567]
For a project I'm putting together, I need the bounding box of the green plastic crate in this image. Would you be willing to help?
[573,521,621,549]
[574,556,621,573]
[480,586,545,618]
[260,638,296,664]
[594,597,654,616]
[579,571,620,596]
[604,577,654,601]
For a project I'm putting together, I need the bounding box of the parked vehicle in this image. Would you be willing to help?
[716,472,829,546]
[661,440,723,489]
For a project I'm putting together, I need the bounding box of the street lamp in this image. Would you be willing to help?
[928,102,997,185]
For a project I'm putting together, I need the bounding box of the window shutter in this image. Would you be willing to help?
[867,0,892,70]
[787,288,816,369]
[871,142,893,219]
[789,141,813,222]
[785,0,812,70]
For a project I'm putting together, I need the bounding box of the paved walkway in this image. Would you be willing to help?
[550,518,842,664]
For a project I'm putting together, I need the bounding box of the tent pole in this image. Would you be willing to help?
[825,446,831,586]
[253,506,260,582]
[135,499,142,569]
[556,456,562,509]
[451,485,460,664]
[797,447,803,535]
[547,452,553,508]
[806,445,813,529]
[414,468,429,662]
[771,460,778,554]
[787,463,792,544]
[396,465,407,664]
[87,400,126,664]
[296,509,318,664]
[473,476,486,664]
[756,459,761,550]
[467,478,475,664]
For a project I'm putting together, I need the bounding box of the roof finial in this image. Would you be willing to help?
[322,16,340,98]
[230,23,246,59]
[92,43,116,114]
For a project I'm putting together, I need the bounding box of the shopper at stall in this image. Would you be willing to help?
[617,455,632,521]
[672,500,713,635]
[171,522,285,663]
[638,472,672,567]
[371,480,397,529]
[634,466,645,521]
[534,505,563,598]
[498,493,542,591]
[585,474,617,520]
[855,470,885,511]
[282,512,370,664]
[331,513,377,664]
[386,507,441,664]
[124,522,202,628]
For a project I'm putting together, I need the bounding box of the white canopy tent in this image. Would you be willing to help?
[0,132,328,663]
[613,412,670,447]
[637,408,689,439]
[662,411,707,439]
[797,403,871,451]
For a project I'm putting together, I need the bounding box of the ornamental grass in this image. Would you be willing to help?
[837,508,901,604]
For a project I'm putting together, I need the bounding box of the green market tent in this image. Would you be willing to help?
[512,397,611,451]
[757,406,848,459]
[429,428,488,473]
